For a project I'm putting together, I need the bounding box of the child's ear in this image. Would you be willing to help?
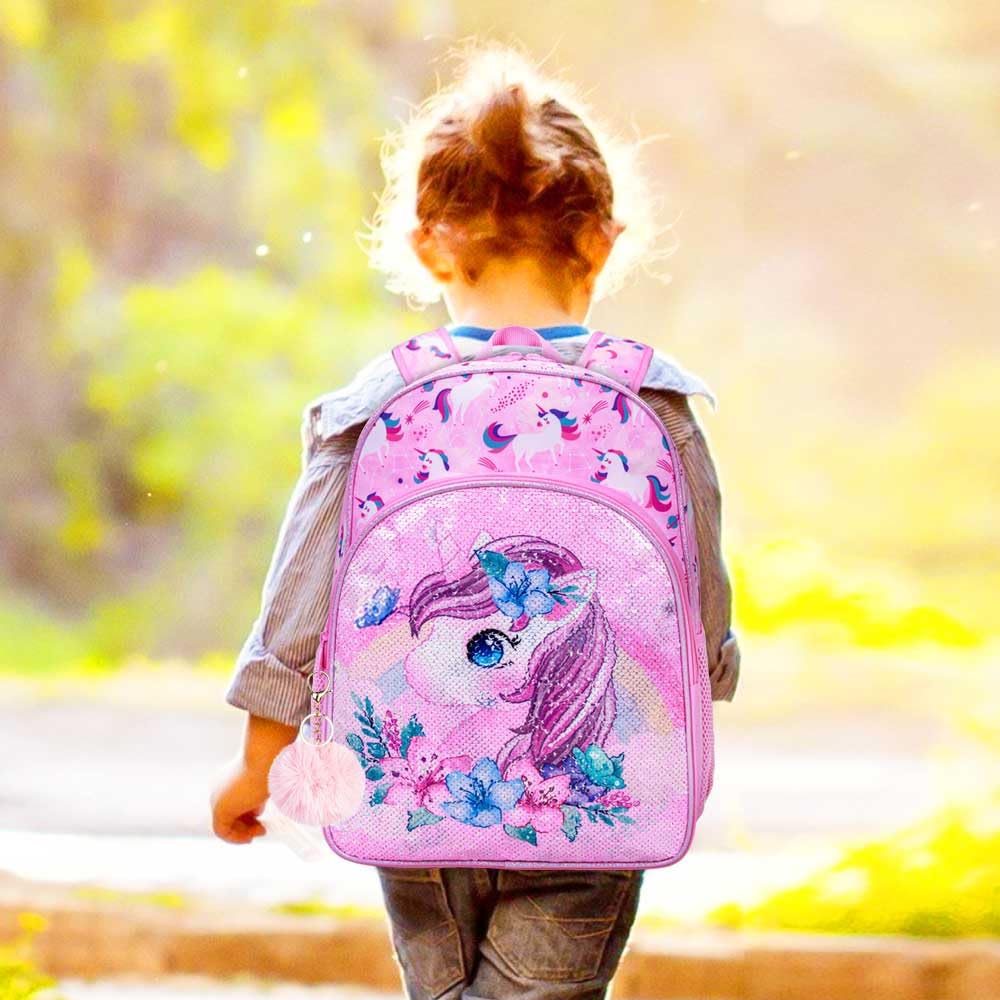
[576,218,622,279]
[409,226,455,283]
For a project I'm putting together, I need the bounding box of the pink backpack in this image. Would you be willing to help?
[308,326,713,868]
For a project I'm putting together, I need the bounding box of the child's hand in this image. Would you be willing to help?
[710,630,740,702]
[210,713,297,844]
[210,758,269,843]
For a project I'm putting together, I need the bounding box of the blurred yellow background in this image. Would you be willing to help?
[0,0,997,977]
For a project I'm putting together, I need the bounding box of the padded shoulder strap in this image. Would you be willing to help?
[391,328,462,384]
[577,330,654,392]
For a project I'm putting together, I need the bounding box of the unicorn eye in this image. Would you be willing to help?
[466,628,520,668]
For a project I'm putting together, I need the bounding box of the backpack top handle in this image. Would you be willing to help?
[477,325,565,362]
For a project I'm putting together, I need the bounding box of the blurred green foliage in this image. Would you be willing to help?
[0,1,428,665]
[1,2,998,674]
[711,799,1000,938]
[0,914,60,1000]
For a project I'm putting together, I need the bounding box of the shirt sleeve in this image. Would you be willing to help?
[638,387,741,701]
[224,429,360,726]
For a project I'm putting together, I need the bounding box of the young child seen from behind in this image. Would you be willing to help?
[212,43,740,1000]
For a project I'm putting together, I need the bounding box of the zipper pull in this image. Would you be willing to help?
[311,628,331,697]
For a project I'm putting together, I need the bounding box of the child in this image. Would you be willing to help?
[212,44,739,1000]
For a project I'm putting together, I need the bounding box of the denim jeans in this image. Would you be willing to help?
[377,866,644,1000]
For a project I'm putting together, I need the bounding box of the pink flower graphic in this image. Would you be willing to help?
[597,789,640,810]
[382,711,401,756]
[382,736,472,814]
[503,756,572,833]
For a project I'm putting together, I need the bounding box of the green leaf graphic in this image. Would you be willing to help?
[399,715,425,757]
[475,549,509,580]
[560,805,581,843]
[503,823,538,846]
[406,808,444,831]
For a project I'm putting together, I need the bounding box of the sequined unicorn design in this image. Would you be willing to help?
[403,533,617,773]
[482,406,581,471]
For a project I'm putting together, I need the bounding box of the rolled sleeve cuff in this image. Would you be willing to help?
[225,645,312,728]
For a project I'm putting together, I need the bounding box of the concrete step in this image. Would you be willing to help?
[60,979,398,999]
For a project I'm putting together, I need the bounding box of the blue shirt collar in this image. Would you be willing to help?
[445,323,589,342]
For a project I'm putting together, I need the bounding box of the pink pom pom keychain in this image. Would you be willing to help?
[268,666,365,827]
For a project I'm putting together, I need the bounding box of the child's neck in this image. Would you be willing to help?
[445,260,590,331]
[450,306,582,330]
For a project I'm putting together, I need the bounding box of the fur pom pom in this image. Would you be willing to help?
[268,740,366,827]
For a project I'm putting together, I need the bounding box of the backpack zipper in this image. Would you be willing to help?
[340,357,698,564]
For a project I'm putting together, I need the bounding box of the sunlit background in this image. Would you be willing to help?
[1,1,997,997]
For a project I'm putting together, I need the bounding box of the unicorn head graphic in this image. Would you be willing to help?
[591,449,675,511]
[404,533,617,769]
[355,492,384,518]
[413,448,451,484]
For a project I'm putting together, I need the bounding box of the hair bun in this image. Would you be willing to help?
[470,83,532,188]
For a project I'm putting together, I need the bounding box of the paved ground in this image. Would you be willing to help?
[0,697,942,840]
[0,689,957,921]
[60,980,398,999]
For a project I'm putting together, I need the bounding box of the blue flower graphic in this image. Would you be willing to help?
[441,758,524,827]
[487,560,556,620]
[354,585,400,628]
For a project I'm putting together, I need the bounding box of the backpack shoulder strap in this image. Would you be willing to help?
[391,327,462,384]
[577,330,653,392]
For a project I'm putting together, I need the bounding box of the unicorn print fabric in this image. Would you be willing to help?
[307,326,714,869]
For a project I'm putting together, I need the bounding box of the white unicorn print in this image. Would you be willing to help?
[482,405,581,472]
[591,449,674,510]
[360,411,405,462]
[433,374,497,423]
